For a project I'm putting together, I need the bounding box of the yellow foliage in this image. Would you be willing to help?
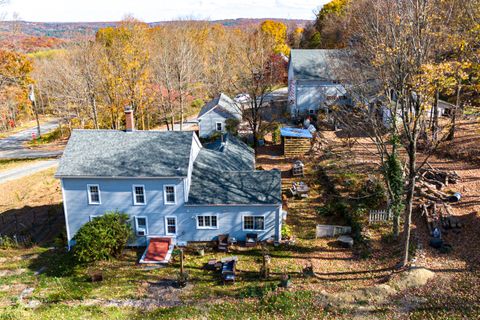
[261,20,290,55]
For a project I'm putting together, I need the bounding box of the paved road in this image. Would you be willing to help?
[0,119,63,159]
[0,160,58,184]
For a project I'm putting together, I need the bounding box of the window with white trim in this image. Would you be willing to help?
[197,215,218,229]
[216,122,223,131]
[165,216,176,235]
[135,216,148,236]
[133,185,146,205]
[89,215,102,222]
[243,216,265,231]
[87,184,101,205]
[164,185,176,205]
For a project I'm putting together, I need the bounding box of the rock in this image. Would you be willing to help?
[25,299,41,309]
[337,235,354,248]
[394,267,435,291]
[19,287,34,300]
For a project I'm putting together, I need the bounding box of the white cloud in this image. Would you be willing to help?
[5,0,328,22]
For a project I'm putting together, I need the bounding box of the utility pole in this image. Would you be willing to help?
[29,84,41,138]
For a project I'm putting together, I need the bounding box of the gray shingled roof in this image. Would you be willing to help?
[187,169,282,205]
[55,130,194,177]
[187,135,281,205]
[195,134,255,172]
[198,93,239,119]
[290,49,348,81]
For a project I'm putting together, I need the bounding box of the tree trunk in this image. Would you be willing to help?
[90,95,99,129]
[447,83,461,141]
[431,89,439,142]
[402,142,416,267]
[32,100,41,138]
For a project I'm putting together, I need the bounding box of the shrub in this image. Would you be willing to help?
[281,223,293,239]
[0,235,17,249]
[272,123,281,144]
[73,211,132,263]
[225,118,240,135]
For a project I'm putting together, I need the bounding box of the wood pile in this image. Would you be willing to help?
[420,202,462,236]
[418,162,460,191]
[416,163,461,202]
[417,163,462,237]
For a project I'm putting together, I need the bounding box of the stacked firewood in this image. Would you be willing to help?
[416,163,461,202]
[420,202,462,236]
[416,163,462,237]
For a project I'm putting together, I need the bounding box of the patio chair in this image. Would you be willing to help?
[221,259,236,284]
[245,233,258,247]
[217,234,230,252]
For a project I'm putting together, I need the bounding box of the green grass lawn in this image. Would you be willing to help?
[0,244,328,320]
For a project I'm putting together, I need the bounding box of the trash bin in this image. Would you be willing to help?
[448,192,462,203]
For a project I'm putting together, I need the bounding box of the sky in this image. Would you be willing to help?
[4,0,329,22]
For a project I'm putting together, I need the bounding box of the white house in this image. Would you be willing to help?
[197,93,242,138]
[288,49,349,119]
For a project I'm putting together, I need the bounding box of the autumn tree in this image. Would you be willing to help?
[261,20,290,56]
[230,27,287,149]
[346,0,448,266]
[0,50,33,131]
[96,19,151,129]
[301,0,350,49]
[150,22,205,130]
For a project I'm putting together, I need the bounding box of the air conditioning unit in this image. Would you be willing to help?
[137,228,146,236]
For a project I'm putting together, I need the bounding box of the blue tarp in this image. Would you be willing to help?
[280,127,313,139]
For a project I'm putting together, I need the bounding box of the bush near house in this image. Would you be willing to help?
[225,118,240,135]
[73,211,132,263]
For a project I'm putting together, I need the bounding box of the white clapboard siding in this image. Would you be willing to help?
[316,224,352,238]
[369,209,393,224]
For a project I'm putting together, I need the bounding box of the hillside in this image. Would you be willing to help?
[0,18,311,39]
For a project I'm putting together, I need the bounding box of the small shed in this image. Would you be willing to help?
[280,127,313,157]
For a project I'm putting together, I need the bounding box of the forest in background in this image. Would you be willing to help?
[0,16,293,142]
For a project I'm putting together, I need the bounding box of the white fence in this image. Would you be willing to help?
[369,210,393,224]
[316,224,352,238]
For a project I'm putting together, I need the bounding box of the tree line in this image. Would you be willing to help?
[0,18,290,143]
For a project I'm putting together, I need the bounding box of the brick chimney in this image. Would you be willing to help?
[125,106,134,132]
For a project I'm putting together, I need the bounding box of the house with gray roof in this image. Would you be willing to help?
[197,93,241,138]
[56,108,282,262]
[288,49,349,119]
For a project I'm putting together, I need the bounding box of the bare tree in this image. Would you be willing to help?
[230,28,287,149]
[341,0,456,267]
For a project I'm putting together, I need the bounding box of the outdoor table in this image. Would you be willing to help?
[296,183,310,194]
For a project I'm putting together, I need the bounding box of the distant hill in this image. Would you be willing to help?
[0,18,311,39]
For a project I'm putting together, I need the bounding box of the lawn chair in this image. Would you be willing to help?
[221,259,236,284]
[289,183,298,197]
[245,233,258,247]
[217,234,230,252]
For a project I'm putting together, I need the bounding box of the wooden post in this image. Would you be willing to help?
[29,85,41,138]
[180,248,184,275]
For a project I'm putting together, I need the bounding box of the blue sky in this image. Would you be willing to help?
[5,0,328,22]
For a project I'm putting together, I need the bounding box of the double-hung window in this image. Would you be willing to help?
[133,185,146,205]
[87,184,101,205]
[165,216,177,235]
[243,216,265,231]
[164,185,176,205]
[197,215,218,229]
[216,122,223,131]
[135,216,148,236]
